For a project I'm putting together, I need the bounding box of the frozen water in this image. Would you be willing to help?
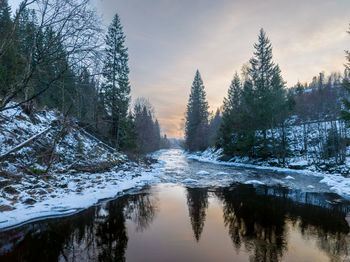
[244,180,265,185]
[285,176,295,180]
[196,170,210,175]
[160,149,350,198]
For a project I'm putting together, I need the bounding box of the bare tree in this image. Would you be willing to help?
[0,0,103,111]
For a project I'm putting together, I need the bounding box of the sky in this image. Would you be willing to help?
[9,0,350,137]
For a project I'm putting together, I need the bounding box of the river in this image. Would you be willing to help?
[1,149,350,261]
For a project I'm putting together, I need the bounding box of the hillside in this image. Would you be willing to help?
[0,104,160,229]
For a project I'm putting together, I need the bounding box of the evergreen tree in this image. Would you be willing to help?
[153,119,161,150]
[133,98,161,153]
[185,70,209,151]
[208,108,222,147]
[102,13,131,149]
[219,73,242,155]
[248,29,276,139]
[295,81,305,95]
[218,29,292,161]
[0,0,16,97]
[341,25,350,124]
[244,29,290,159]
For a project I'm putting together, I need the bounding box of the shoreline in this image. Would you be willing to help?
[186,149,350,199]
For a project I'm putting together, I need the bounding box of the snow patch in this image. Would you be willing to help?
[319,175,350,197]
[0,169,161,230]
[244,180,264,185]
[196,170,210,176]
[182,178,198,184]
[285,176,295,180]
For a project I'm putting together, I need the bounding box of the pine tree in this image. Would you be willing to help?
[208,108,222,147]
[218,29,292,160]
[219,73,242,155]
[102,13,131,149]
[154,119,161,150]
[133,99,161,153]
[185,70,209,151]
[341,26,350,123]
[248,29,276,138]
[245,29,290,159]
[0,0,16,97]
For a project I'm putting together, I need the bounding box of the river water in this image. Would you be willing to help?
[1,149,350,261]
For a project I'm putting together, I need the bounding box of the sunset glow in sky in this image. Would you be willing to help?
[11,0,350,137]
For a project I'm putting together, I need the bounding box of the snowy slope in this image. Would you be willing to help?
[0,104,161,230]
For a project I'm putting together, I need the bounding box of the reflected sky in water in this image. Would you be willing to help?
[0,183,349,262]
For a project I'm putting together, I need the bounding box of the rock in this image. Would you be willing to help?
[3,186,19,195]
[23,198,37,205]
[59,183,68,188]
[289,160,308,170]
[0,205,15,211]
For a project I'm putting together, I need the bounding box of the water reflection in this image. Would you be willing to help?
[0,189,157,262]
[216,184,350,262]
[0,184,349,262]
[186,187,209,241]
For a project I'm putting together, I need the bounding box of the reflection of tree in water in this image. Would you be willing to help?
[217,185,287,262]
[186,187,209,241]
[125,192,158,232]
[217,184,350,262]
[95,198,128,262]
[0,191,158,262]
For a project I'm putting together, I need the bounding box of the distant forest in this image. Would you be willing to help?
[185,28,350,170]
[0,0,170,154]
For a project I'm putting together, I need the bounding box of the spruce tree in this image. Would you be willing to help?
[0,0,16,97]
[245,29,290,159]
[185,70,209,151]
[248,29,276,138]
[102,13,131,149]
[219,73,242,155]
[218,29,292,160]
[341,26,350,123]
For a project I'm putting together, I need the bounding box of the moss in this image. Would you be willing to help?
[28,164,46,175]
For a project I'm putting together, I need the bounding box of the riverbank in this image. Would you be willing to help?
[0,164,161,230]
[0,103,163,229]
[186,148,350,198]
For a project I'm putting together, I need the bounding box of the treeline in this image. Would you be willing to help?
[0,0,168,154]
[185,28,350,168]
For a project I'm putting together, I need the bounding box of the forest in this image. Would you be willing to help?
[185,28,350,173]
[0,0,169,155]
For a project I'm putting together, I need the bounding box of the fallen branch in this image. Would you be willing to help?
[0,126,52,160]
[78,127,117,152]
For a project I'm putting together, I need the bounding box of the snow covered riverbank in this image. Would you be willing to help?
[0,104,163,230]
[0,165,161,230]
[186,148,350,198]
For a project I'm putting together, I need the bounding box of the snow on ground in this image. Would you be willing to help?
[0,167,161,230]
[244,180,265,185]
[0,104,162,230]
[285,176,295,180]
[196,170,210,175]
[187,148,350,198]
[1,102,350,229]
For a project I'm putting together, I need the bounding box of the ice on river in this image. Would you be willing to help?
[285,175,295,180]
[2,148,350,230]
[157,149,350,199]
[196,170,210,175]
